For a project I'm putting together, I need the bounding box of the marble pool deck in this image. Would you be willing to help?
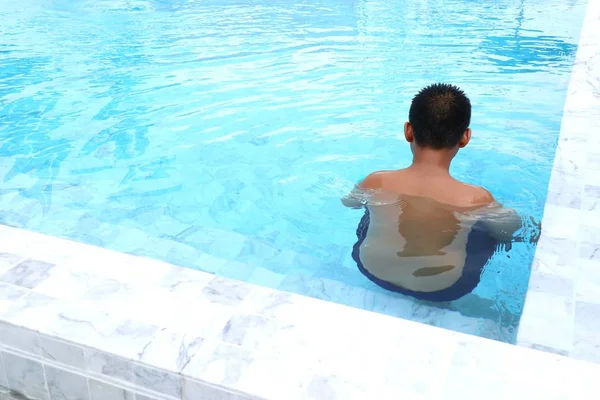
[515,0,600,363]
[0,225,599,400]
[0,1,599,400]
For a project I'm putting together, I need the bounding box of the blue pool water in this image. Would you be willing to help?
[0,0,588,342]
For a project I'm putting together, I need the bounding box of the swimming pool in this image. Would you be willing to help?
[0,0,587,342]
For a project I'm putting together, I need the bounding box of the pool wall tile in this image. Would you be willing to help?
[45,365,90,400]
[517,0,600,364]
[137,328,205,373]
[40,336,86,370]
[182,340,254,387]
[2,351,49,400]
[132,364,181,399]
[0,351,8,388]
[88,378,134,400]
[0,321,41,355]
[181,378,253,400]
[83,348,133,383]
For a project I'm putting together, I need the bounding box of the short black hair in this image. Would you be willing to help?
[408,83,471,149]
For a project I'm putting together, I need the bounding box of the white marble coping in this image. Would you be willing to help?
[516,0,600,363]
[0,223,599,400]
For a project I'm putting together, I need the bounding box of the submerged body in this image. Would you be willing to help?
[351,192,503,301]
[342,84,538,301]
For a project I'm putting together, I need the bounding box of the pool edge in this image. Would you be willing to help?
[515,0,600,363]
[0,224,599,399]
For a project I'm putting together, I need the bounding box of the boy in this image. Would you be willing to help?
[342,83,539,301]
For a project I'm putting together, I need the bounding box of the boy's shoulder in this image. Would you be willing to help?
[358,170,394,189]
[457,182,495,207]
[359,170,495,207]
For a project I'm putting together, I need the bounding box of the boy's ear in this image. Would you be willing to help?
[459,128,471,148]
[404,122,414,143]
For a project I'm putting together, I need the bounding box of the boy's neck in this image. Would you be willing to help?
[409,148,455,174]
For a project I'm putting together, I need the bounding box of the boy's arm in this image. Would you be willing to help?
[475,189,540,244]
[341,173,383,208]
[479,206,524,242]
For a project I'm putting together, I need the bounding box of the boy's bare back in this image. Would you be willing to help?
[359,169,494,209]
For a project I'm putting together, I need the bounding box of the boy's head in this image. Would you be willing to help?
[405,83,472,150]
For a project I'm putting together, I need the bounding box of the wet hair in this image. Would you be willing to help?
[408,83,471,149]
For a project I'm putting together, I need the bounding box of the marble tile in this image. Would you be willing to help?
[527,272,573,297]
[327,319,456,397]
[220,314,282,351]
[132,364,181,399]
[84,349,132,383]
[3,351,48,400]
[580,225,600,244]
[90,287,179,330]
[580,242,600,262]
[61,248,174,287]
[241,287,315,322]
[587,153,600,170]
[584,168,600,188]
[553,143,585,176]
[572,326,600,364]
[45,365,89,400]
[0,260,55,289]
[126,289,234,340]
[158,267,215,293]
[585,185,600,198]
[137,328,204,373]
[582,210,600,229]
[246,267,285,288]
[35,268,126,302]
[0,228,74,266]
[306,375,368,400]
[0,322,41,355]
[518,292,573,352]
[547,168,584,194]
[531,236,577,278]
[88,379,134,400]
[582,196,600,213]
[0,293,61,332]
[41,336,85,370]
[0,352,7,388]
[540,205,580,241]
[49,306,159,359]
[546,190,581,209]
[0,283,27,313]
[443,339,574,400]
[278,271,317,295]
[570,357,600,400]
[199,277,253,307]
[0,253,25,276]
[234,353,316,400]
[308,278,373,310]
[182,340,254,386]
[134,395,165,400]
[575,260,600,304]
[182,379,251,400]
[574,301,600,333]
